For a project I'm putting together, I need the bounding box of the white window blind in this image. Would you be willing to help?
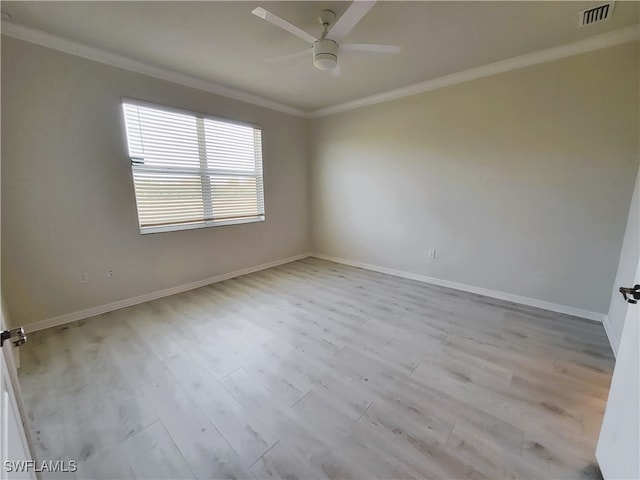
[122,100,265,234]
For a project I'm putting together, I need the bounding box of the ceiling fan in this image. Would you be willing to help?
[252,1,400,77]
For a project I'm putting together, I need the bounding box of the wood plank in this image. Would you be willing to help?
[141,373,254,479]
[121,420,194,479]
[164,352,278,466]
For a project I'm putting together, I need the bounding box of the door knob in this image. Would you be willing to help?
[619,284,640,304]
[0,327,27,347]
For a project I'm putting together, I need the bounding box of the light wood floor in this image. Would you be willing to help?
[18,258,614,479]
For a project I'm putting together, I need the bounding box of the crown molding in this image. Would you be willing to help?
[2,20,638,120]
[309,24,640,118]
[0,21,307,118]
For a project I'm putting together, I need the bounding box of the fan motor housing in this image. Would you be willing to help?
[313,39,338,70]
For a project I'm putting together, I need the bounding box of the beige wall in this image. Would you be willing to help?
[1,37,310,327]
[310,42,639,316]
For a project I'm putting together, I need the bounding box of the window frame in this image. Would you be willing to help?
[121,98,266,235]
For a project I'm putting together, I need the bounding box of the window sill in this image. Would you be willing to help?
[140,216,265,235]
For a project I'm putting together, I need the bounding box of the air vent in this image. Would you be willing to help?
[578,2,614,27]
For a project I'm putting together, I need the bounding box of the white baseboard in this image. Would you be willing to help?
[602,314,620,358]
[311,253,606,323]
[25,250,607,333]
[24,252,312,333]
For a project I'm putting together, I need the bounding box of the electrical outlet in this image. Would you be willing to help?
[428,249,436,259]
[106,269,114,279]
[77,272,89,284]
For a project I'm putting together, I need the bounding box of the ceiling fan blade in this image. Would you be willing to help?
[327,1,376,41]
[331,64,342,77]
[340,43,401,54]
[252,7,317,44]
[265,49,311,64]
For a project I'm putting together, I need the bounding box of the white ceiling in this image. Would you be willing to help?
[2,1,638,113]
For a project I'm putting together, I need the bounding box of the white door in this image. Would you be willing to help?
[0,310,35,480]
[596,256,640,479]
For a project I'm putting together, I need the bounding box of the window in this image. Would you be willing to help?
[122,99,265,234]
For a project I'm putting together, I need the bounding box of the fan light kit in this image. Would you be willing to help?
[252,1,400,77]
[313,39,338,70]
[313,10,338,70]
